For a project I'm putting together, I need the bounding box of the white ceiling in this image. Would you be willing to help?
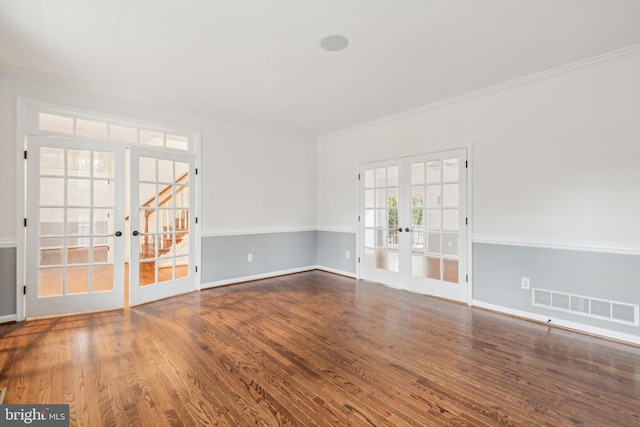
[1,0,640,137]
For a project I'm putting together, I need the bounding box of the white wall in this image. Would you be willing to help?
[205,120,317,234]
[0,70,317,241]
[317,49,640,250]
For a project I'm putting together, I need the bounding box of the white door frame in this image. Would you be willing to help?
[25,136,126,317]
[357,145,473,305]
[129,145,198,306]
[402,149,468,301]
[358,157,405,287]
[16,99,202,321]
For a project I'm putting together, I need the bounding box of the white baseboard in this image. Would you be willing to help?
[200,266,317,289]
[472,300,640,346]
[314,265,357,278]
[199,265,357,289]
[0,314,17,324]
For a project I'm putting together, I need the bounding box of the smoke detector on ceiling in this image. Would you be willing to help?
[320,35,349,52]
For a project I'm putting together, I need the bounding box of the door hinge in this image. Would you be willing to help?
[195,168,198,175]
[465,160,468,168]
[23,285,26,295]
[358,173,360,180]
[358,215,360,221]
[195,266,198,273]
[24,218,27,227]
[195,217,198,224]
[358,257,361,263]
[466,274,468,283]
[24,150,27,160]
[465,217,468,225]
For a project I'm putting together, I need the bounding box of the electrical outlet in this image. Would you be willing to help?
[248,253,253,262]
[346,251,351,259]
[521,277,530,290]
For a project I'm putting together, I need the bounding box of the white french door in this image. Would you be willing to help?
[129,146,196,306]
[360,158,404,286]
[25,139,198,316]
[26,136,126,316]
[359,148,468,302]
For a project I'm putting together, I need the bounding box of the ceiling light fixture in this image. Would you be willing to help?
[320,35,349,52]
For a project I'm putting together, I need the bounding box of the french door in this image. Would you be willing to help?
[26,136,126,316]
[129,146,196,306]
[359,148,468,302]
[25,138,197,317]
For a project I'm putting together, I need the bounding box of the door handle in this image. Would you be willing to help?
[114,231,122,237]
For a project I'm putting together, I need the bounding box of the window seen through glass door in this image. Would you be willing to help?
[363,166,400,272]
[410,158,460,283]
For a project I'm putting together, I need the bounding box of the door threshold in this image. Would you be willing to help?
[26,307,125,321]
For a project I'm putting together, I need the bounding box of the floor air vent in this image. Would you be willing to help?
[533,288,639,326]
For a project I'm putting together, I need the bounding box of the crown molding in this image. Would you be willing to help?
[318,43,640,141]
[4,42,640,143]
[0,62,315,141]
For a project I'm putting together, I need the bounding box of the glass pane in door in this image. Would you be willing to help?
[137,157,190,287]
[363,165,399,272]
[411,158,460,283]
[37,148,117,297]
[359,149,467,302]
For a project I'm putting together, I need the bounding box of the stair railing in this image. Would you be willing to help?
[125,172,189,258]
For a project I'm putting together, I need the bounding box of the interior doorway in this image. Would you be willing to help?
[20,103,199,318]
[25,136,126,316]
[358,148,469,302]
[128,146,196,306]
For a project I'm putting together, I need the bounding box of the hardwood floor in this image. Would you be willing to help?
[1,270,639,426]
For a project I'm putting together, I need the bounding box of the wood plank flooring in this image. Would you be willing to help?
[1,270,639,426]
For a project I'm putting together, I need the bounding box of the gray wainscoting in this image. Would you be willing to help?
[473,243,640,338]
[201,231,318,284]
[316,231,356,275]
[0,247,17,317]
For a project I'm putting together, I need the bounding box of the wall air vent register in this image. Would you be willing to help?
[533,288,639,326]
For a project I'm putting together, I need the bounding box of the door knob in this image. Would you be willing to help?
[132,230,139,236]
[398,227,403,232]
[404,227,410,232]
[115,231,122,237]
